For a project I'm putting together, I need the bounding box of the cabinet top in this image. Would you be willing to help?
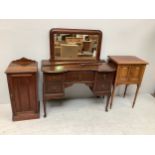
[5,57,38,74]
[108,55,148,65]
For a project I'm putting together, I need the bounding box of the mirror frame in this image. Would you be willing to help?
[50,28,102,62]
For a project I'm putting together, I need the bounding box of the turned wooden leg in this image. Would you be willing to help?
[105,95,111,112]
[43,99,47,117]
[123,84,128,97]
[110,85,116,109]
[132,84,140,108]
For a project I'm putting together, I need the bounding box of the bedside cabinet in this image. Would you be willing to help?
[108,56,148,110]
[5,58,39,121]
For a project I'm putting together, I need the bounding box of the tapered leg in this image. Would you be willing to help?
[123,84,128,97]
[110,85,116,109]
[43,99,47,117]
[105,95,111,112]
[132,84,140,108]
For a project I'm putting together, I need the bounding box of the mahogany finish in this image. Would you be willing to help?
[108,56,148,110]
[42,28,115,117]
[42,60,115,116]
[5,58,39,121]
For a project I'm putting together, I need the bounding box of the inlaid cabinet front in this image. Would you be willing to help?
[116,65,145,84]
[128,65,145,83]
[116,65,130,84]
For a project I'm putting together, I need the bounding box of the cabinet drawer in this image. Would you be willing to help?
[65,71,79,82]
[79,71,94,81]
[45,74,63,81]
[44,73,64,94]
[65,71,95,83]
[45,81,63,93]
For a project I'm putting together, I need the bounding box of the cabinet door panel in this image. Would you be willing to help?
[128,65,143,83]
[10,74,37,113]
[117,65,130,84]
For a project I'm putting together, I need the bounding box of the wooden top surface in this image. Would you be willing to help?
[41,60,115,73]
[5,58,38,74]
[108,56,148,65]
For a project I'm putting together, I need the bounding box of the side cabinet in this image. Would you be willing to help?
[108,55,148,109]
[5,58,39,121]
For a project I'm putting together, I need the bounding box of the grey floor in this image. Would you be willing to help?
[0,94,155,134]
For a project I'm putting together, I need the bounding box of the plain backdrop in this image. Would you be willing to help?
[0,19,155,104]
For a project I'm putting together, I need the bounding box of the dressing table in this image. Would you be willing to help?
[42,28,116,117]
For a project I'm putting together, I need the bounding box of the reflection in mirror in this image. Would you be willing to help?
[54,34,99,60]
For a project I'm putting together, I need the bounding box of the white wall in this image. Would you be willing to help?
[0,19,155,104]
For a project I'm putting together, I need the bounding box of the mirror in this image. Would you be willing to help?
[50,28,102,61]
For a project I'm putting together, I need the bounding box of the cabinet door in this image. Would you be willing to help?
[116,65,130,84]
[128,65,144,83]
[93,72,114,94]
[44,73,64,94]
[9,74,38,114]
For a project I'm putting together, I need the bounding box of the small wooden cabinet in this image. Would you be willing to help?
[108,56,148,110]
[5,58,39,121]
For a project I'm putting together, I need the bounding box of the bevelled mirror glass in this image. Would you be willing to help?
[50,29,102,61]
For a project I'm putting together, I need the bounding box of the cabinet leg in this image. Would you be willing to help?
[123,84,128,97]
[110,85,116,109]
[43,99,47,117]
[132,84,140,108]
[105,95,111,112]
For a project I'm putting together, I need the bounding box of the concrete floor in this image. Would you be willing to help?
[0,94,155,134]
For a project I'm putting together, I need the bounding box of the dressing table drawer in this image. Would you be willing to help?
[65,71,94,82]
[65,71,80,82]
[44,73,64,94]
[93,72,114,93]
